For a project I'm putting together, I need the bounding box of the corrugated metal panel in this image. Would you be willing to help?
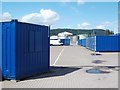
[78,40,82,46]
[78,39,86,47]
[86,36,120,52]
[81,39,86,47]
[0,23,2,80]
[2,20,50,80]
[96,36,120,52]
[2,21,15,79]
[60,39,70,46]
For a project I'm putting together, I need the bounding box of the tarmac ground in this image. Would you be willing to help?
[2,45,119,88]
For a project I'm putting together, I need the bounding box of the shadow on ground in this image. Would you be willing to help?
[25,66,81,80]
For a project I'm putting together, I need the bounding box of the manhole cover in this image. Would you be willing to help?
[92,60,105,64]
[86,69,110,74]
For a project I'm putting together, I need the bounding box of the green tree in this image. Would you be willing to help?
[106,29,114,35]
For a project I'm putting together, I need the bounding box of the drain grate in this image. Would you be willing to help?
[92,60,105,64]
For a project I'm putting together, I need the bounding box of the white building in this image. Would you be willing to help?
[58,31,73,39]
[78,34,88,40]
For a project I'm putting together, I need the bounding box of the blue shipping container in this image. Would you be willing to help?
[60,39,70,46]
[95,36,120,52]
[0,19,50,80]
[78,39,86,47]
[78,39,82,46]
[86,36,120,52]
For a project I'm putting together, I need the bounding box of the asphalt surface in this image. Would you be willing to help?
[2,45,119,88]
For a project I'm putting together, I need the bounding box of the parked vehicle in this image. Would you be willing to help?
[50,39,63,46]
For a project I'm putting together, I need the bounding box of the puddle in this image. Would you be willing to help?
[92,60,105,64]
[86,68,110,74]
[86,66,120,74]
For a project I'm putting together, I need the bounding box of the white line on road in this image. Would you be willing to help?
[0,82,2,90]
[53,46,65,65]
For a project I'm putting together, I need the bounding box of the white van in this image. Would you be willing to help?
[50,39,63,46]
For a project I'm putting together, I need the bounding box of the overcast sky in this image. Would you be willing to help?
[0,2,118,33]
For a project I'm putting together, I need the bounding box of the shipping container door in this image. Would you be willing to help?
[0,23,2,80]
[2,22,16,79]
[16,23,49,79]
